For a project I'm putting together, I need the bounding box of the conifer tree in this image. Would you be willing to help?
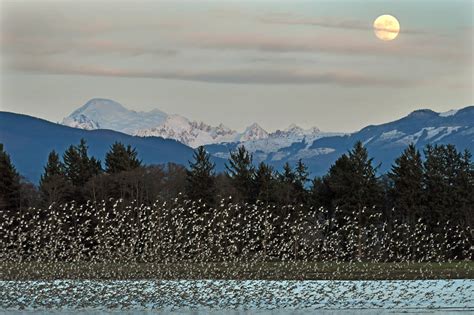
[63,139,102,187]
[105,142,142,174]
[309,176,333,212]
[280,162,296,185]
[456,149,474,228]
[325,141,382,259]
[423,144,473,230]
[254,162,276,204]
[388,144,424,225]
[186,146,216,205]
[294,159,309,203]
[276,162,296,204]
[225,145,255,202]
[423,144,451,228]
[0,144,21,210]
[39,150,71,204]
[325,154,354,213]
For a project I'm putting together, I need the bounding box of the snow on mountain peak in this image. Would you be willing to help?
[270,124,321,139]
[62,98,168,134]
[62,98,330,150]
[306,126,321,134]
[439,109,459,117]
[240,123,269,142]
[282,124,321,136]
[285,123,304,134]
[134,115,238,147]
[73,98,128,115]
[62,114,100,130]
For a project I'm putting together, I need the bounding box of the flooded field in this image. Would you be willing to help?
[1,279,473,314]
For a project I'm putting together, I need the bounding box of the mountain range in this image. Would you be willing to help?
[208,106,473,176]
[0,111,226,183]
[0,98,472,183]
[62,98,332,148]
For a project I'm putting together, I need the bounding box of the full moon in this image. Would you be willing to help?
[373,15,400,41]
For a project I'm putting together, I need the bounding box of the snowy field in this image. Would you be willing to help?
[1,279,473,314]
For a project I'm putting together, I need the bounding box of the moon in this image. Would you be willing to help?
[373,15,400,41]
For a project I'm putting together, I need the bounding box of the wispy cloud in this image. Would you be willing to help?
[183,31,466,62]
[260,13,425,35]
[260,14,369,31]
[9,59,419,87]
[1,36,178,57]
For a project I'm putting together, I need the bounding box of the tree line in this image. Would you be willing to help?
[0,139,472,261]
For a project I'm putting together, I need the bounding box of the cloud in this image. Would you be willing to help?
[1,36,178,57]
[1,2,466,63]
[8,59,418,87]
[182,31,466,62]
[260,14,425,35]
[260,14,369,31]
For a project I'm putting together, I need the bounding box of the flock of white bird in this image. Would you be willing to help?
[0,279,472,311]
[1,197,471,263]
[0,197,472,312]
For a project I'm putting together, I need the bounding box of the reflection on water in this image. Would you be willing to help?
[1,280,473,315]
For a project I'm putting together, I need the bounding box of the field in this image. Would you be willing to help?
[1,261,473,281]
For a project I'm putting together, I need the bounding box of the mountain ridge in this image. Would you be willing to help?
[2,105,472,183]
[62,98,324,148]
[205,105,473,175]
[0,111,226,183]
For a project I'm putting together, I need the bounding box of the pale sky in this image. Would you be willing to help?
[0,0,472,133]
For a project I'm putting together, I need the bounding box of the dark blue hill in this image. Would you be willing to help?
[206,106,473,177]
[0,111,225,183]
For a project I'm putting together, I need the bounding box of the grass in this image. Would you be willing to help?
[1,261,473,281]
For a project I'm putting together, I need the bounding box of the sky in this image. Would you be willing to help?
[0,0,472,133]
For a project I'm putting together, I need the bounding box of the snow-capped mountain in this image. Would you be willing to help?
[207,126,344,162]
[134,114,239,148]
[3,105,472,181]
[238,123,269,142]
[206,106,474,175]
[207,106,474,176]
[61,99,473,177]
[62,98,324,148]
[62,98,168,134]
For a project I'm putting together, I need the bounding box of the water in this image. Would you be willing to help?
[1,279,473,314]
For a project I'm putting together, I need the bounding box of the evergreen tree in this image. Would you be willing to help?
[41,150,64,178]
[325,141,382,259]
[105,142,142,174]
[309,176,333,211]
[225,145,255,202]
[423,144,473,259]
[276,162,296,204]
[456,149,474,228]
[325,154,354,213]
[63,139,102,188]
[279,162,296,185]
[63,144,81,186]
[0,144,21,210]
[77,139,102,180]
[388,144,424,225]
[39,150,71,204]
[186,146,216,205]
[294,159,309,203]
[254,162,276,204]
[423,144,451,228]
[423,144,473,229]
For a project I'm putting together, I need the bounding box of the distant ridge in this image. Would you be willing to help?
[205,105,474,175]
[1,105,472,182]
[62,98,325,148]
[0,111,226,183]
